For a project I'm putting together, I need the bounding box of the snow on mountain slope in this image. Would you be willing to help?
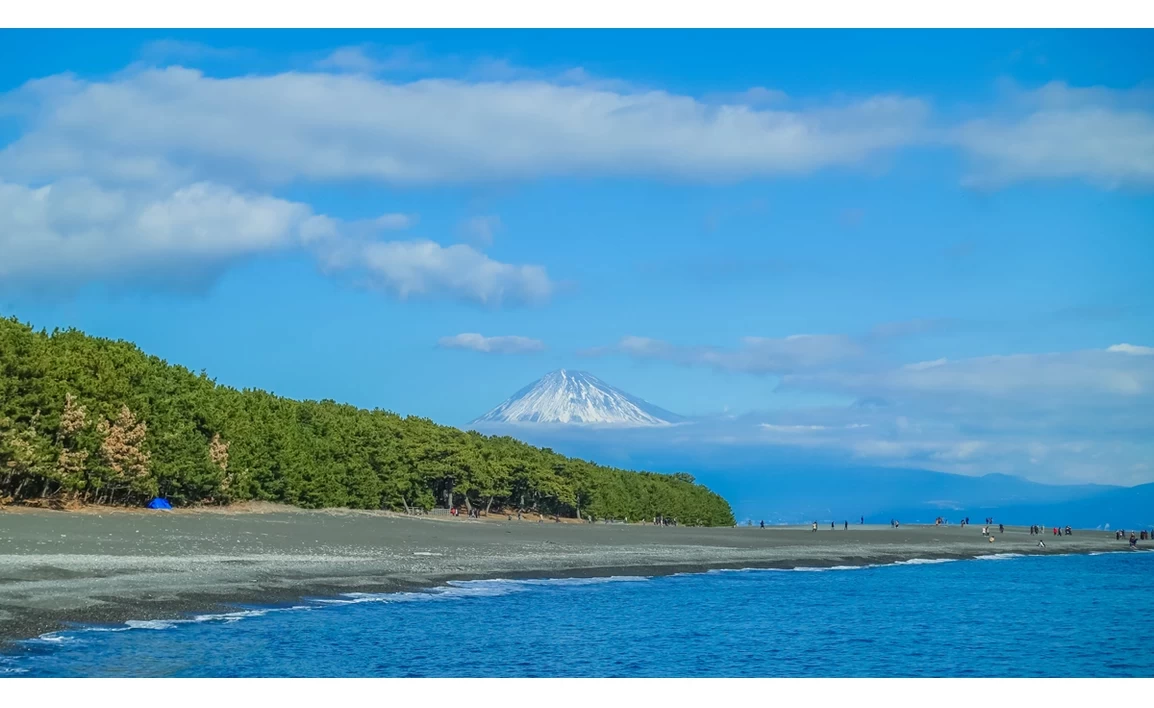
[472,369,683,426]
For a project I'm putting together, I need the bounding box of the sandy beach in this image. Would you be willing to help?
[0,505,1133,645]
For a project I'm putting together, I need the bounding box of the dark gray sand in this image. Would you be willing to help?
[0,505,1130,644]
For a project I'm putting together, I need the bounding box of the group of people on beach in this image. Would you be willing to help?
[807,519,858,531]
[1116,529,1150,549]
[756,516,866,531]
[1029,525,1072,536]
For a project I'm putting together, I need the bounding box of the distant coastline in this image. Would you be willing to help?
[0,506,1141,647]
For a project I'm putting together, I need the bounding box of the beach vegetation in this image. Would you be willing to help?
[0,317,735,525]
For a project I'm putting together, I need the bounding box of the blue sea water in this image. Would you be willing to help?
[3,551,1153,678]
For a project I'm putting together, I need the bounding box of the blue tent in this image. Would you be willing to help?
[146,497,172,510]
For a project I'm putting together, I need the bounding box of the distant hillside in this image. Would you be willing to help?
[873,483,1154,530]
[474,427,1150,529]
[0,317,734,526]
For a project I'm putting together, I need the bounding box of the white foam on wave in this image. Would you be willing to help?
[975,553,1026,561]
[124,619,178,630]
[326,575,651,606]
[0,665,29,675]
[1089,549,1154,556]
[26,603,312,646]
[19,549,1142,651]
[189,609,275,623]
[708,564,871,574]
[894,558,958,566]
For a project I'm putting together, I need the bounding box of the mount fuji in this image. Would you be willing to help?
[471,369,684,426]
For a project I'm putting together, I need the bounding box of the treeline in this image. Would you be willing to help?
[0,318,735,526]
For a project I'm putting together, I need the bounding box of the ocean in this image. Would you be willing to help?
[3,551,1152,678]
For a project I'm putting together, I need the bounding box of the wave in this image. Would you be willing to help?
[974,553,1026,561]
[16,549,1144,649]
[22,575,653,645]
[893,558,958,566]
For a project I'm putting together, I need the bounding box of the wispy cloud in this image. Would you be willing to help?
[458,215,502,247]
[437,333,546,354]
[315,46,384,74]
[953,81,1154,189]
[584,334,863,374]
[373,213,417,230]
[317,238,554,307]
[780,346,1154,400]
[1107,343,1154,355]
[579,330,1154,484]
[138,40,247,64]
[0,67,931,187]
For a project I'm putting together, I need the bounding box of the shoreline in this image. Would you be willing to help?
[0,507,1141,647]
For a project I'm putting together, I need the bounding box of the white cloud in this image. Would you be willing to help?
[3,66,1151,194]
[0,178,544,305]
[315,46,384,74]
[589,333,863,374]
[139,40,246,64]
[0,179,320,284]
[317,238,553,306]
[587,336,1154,484]
[0,67,931,187]
[749,345,1154,483]
[760,423,830,432]
[1107,343,1154,355]
[781,347,1154,399]
[735,398,1154,484]
[373,213,417,230]
[437,333,545,354]
[459,215,502,247]
[953,81,1154,189]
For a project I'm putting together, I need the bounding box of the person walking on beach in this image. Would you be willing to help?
[860,516,864,525]
[999,523,1004,534]
[844,520,848,530]
[812,521,818,532]
[1130,533,1138,549]
[760,520,765,529]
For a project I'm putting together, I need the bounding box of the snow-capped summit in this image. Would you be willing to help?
[472,369,683,426]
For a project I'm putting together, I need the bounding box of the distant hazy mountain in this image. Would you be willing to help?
[472,369,684,426]
[461,424,1152,529]
[872,482,1154,531]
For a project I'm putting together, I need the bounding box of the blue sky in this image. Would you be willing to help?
[1,30,1151,485]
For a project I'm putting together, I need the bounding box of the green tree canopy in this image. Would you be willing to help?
[0,317,735,526]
